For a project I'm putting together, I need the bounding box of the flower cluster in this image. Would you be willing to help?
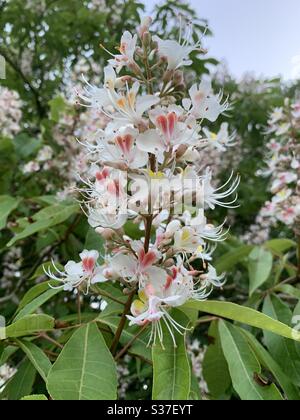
[46,17,238,345]
[0,87,22,138]
[257,100,300,229]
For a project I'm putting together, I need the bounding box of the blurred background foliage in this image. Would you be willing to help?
[0,0,300,400]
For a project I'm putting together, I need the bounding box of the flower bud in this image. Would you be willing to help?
[138,16,152,38]
[164,258,175,267]
[95,227,115,240]
[165,220,181,238]
[173,70,184,85]
[163,69,174,83]
[142,31,152,48]
[175,144,188,158]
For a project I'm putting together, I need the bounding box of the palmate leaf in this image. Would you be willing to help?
[14,288,62,322]
[215,244,254,273]
[1,358,36,401]
[218,321,283,400]
[265,239,296,253]
[241,329,300,400]
[202,321,231,399]
[16,339,52,382]
[182,300,300,342]
[3,315,54,339]
[152,310,191,400]
[248,246,273,296]
[17,281,59,310]
[0,195,21,230]
[7,203,79,246]
[263,295,300,386]
[47,323,117,400]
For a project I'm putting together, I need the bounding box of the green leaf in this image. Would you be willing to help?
[1,358,36,401]
[0,138,17,193]
[49,96,68,123]
[14,288,62,322]
[124,221,144,240]
[152,310,191,400]
[0,345,18,366]
[7,204,79,246]
[215,245,254,274]
[16,339,52,382]
[13,134,42,159]
[4,315,54,339]
[202,321,231,398]
[21,394,48,401]
[248,246,273,296]
[219,321,283,400]
[275,284,300,300]
[47,323,117,400]
[263,295,300,386]
[182,300,300,341]
[265,239,296,253]
[0,195,21,230]
[17,280,60,310]
[241,329,300,400]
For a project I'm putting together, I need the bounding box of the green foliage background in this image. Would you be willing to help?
[0,0,300,401]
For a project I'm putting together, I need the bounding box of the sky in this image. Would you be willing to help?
[145,0,300,80]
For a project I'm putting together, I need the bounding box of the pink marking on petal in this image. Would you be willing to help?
[145,283,156,297]
[167,112,177,139]
[165,275,173,290]
[107,179,121,197]
[156,115,168,137]
[96,167,110,182]
[115,134,134,156]
[82,257,96,273]
[140,251,157,270]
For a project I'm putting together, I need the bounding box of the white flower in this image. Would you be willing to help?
[45,250,108,293]
[153,23,202,70]
[200,264,226,289]
[95,126,148,169]
[37,146,53,162]
[0,87,22,138]
[202,122,236,152]
[23,161,40,174]
[110,244,164,287]
[107,81,160,125]
[268,107,284,125]
[183,79,228,122]
[275,123,290,136]
[108,31,137,73]
[271,172,297,193]
[201,169,240,209]
[272,188,292,204]
[127,256,212,346]
[136,109,199,158]
[277,207,296,225]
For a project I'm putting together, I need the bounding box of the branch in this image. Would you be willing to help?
[0,46,46,118]
[114,324,148,361]
[110,289,136,356]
